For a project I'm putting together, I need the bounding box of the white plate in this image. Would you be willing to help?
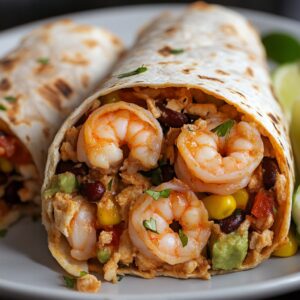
[1,4,300,300]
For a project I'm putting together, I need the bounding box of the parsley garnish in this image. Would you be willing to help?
[178,229,188,247]
[143,217,158,233]
[37,57,49,65]
[0,104,6,111]
[79,271,88,277]
[141,167,163,186]
[4,96,16,103]
[170,48,184,54]
[0,229,7,238]
[145,188,171,200]
[212,119,235,137]
[108,178,113,191]
[117,65,147,78]
[63,275,76,289]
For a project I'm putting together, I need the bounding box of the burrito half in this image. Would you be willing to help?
[42,2,294,283]
[0,20,123,229]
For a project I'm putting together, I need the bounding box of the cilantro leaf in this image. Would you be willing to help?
[63,275,76,289]
[170,48,184,55]
[79,271,88,277]
[143,217,158,233]
[140,167,163,186]
[4,96,16,103]
[178,229,188,247]
[108,178,113,191]
[145,188,171,200]
[0,104,6,111]
[37,57,49,65]
[212,119,235,137]
[117,65,147,78]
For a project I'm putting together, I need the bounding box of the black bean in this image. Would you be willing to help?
[80,181,105,202]
[0,172,8,185]
[218,209,245,234]
[169,220,182,233]
[161,164,175,182]
[4,181,23,204]
[185,113,199,124]
[56,161,88,176]
[262,157,278,190]
[157,103,189,128]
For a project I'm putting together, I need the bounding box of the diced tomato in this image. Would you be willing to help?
[10,145,32,164]
[251,190,275,219]
[0,135,16,157]
[110,222,124,249]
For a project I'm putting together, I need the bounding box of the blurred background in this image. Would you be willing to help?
[0,0,300,30]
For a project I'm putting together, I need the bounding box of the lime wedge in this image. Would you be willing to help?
[272,62,300,122]
[262,33,300,64]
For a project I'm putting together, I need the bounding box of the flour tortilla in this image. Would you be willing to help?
[43,2,294,277]
[0,19,123,228]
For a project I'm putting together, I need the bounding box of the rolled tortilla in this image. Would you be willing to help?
[42,2,294,281]
[0,19,123,229]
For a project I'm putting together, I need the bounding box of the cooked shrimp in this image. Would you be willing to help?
[67,202,97,261]
[175,121,264,194]
[128,179,211,265]
[77,101,163,171]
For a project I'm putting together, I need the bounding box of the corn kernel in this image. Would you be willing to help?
[97,201,121,226]
[232,189,249,210]
[0,157,13,173]
[202,195,236,220]
[273,231,298,257]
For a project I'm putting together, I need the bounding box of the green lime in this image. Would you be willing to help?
[262,33,300,64]
[272,62,300,122]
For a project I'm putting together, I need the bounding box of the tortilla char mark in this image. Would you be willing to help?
[38,84,63,110]
[54,79,73,98]
[198,75,224,83]
[0,78,11,91]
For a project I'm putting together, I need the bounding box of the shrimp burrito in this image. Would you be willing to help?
[0,20,123,229]
[42,2,294,284]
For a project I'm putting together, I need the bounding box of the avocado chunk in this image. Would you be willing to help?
[43,172,77,197]
[212,228,248,271]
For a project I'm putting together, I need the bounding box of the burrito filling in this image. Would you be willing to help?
[0,121,39,227]
[44,87,285,280]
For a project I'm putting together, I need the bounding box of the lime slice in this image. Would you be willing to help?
[293,186,300,236]
[272,62,300,122]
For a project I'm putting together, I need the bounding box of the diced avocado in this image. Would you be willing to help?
[43,172,77,197]
[57,172,77,193]
[212,229,248,271]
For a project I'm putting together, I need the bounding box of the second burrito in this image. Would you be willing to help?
[0,20,123,229]
[42,3,294,282]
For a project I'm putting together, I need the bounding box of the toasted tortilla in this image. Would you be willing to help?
[42,2,294,277]
[0,19,123,228]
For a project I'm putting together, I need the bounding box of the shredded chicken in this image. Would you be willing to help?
[60,127,79,161]
[98,231,113,248]
[120,171,150,189]
[103,253,121,283]
[52,193,81,237]
[115,186,144,221]
[248,165,263,193]
[275,174,287,205]
[185,103,217,117]
[118,230,134,265]
[76,274,101,293]
[18,180,39,203]
[249,229,273,252]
